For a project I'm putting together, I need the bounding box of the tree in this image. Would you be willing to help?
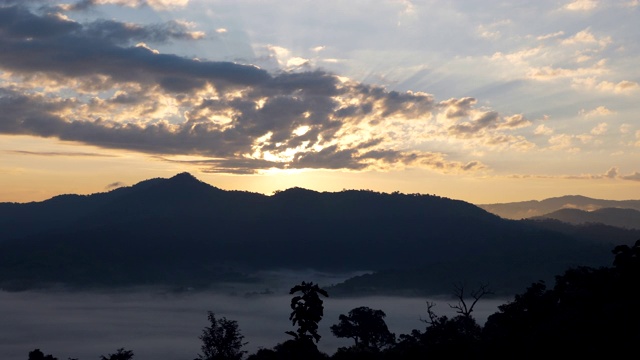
[99,348,134,360]
[286,281,329,343]
[449,282,491,318]
[28,349,57,360]
[330,306,395,350]
[196,311,247,360]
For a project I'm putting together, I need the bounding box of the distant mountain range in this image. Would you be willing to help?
[529,208,640,230]
[477,195,640,220]
[0,173,637,296]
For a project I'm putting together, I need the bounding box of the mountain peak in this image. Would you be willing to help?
[164,172,221,193]
[170,172,198,181]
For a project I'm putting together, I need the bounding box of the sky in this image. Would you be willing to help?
[1,0,639,204]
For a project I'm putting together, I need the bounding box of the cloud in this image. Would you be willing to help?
[536,31,565,41]
[621,172,640,181]
[0,4,562,175]
[448,111,500,136]
[619,124,632,134]
[62,0,189,11]
[561,28,611,48]
[590,122,608,135]
[0,7,461,174]
[563,0,598,11]
[604,166,618,178]
[105,181,125,189]
[534,124,554,136]
[528,61,607,81]
[476,20,511,40]
[573,78,640,93]
[6,150,116,157]
[500,114,531,129]
[83,19,206,44]
[518,167,640,182]
[509,166,634,181]
[580,106,614,118]
[548,134,579,152]
[439,97,477,119]
[0,5,81,38]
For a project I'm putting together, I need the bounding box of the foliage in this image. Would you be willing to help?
[330,307,395,350]
[483,239,640,358]
[196,311,247,360]
[28,349,58,360]
[286,281,329,344]
[99,348,134,360]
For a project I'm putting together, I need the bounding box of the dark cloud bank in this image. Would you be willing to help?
[0,3,485,174]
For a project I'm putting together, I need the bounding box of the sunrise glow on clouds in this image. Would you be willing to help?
[0,0,638,203]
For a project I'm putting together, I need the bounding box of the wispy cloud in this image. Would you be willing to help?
[580,106,614,118]
[563,0,599,11]
[105,181,125,189]
[508,166,640,181]
[60,0,190,11]
[6,150,116,157]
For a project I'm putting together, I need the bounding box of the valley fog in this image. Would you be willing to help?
[0,278,506,360]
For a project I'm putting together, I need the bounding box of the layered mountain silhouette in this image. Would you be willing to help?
[0,173,635,295]
[477,195,640,220]
[530,207,640,230]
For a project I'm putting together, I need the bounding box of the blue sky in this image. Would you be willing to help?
[1,0,639,203]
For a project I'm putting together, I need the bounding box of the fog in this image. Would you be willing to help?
[0,272,508,360]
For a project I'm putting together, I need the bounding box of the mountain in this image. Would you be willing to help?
[530,207,640,230]
[0,173,633,295]
[477,195,640,220]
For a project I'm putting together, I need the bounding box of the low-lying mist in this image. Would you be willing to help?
[0,271,507,360]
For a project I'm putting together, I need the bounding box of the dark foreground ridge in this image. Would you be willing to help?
[0,173,635,295]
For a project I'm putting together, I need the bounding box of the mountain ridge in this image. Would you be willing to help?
[477,195,640,219]
[530,207,640,230]
[0,173,634,296]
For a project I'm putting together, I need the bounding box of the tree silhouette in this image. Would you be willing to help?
[28,349,58,360]
[330,306,395,350]
[483,240,640,358]
[286,281,329,343]
[448,282,492,318]
[99,348,134,360]
[196,311,247,360]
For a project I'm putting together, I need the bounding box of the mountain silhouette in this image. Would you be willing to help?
[531,207,640,230]
[0,173,632,295]
[477,195,640,219]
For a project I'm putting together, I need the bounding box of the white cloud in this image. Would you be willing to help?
[477,20,511,40]
[490,47,541,66]
[572,78,639,93]
[590,122,608,135]
[528,61,607,81]
[620,124,632,134]
[580,106,614,117]
[597,80,640,93]
[534,124,554,136]
[537,31,565,41]
[548,134,577,151]
[564,0,598,11]
[561,29,611,48]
